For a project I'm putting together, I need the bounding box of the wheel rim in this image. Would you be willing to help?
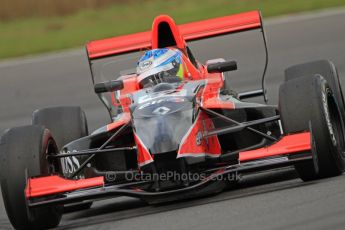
[46,138,60,174]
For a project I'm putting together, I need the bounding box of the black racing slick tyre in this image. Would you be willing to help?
[285,60,345,122]
[32,106,88,150]
[279,75,345,181]
[0,125,63,229]
[32,106,92,211]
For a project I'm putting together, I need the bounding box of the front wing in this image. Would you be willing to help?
[26,132,313,207]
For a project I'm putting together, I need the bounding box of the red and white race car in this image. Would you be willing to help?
[1,11,345,229]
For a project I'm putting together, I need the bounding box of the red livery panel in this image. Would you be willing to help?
[178,112,222,158]
[134,132,154,167]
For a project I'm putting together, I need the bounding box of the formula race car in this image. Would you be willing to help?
[1,11,345,229]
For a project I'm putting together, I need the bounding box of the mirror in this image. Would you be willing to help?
[207,60,237,73]
[238,89,264,100]
[94,80,124,93]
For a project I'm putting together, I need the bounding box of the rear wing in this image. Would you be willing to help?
[86,11,263,60]
[86,10,269,117]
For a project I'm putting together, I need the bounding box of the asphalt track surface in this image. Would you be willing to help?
[1,8,345,230]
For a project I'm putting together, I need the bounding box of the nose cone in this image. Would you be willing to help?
[151,128,178,154]
[132,99,193,154]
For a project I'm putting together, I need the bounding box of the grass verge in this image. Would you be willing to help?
[1,0,345,59]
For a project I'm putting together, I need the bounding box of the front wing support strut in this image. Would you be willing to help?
[68,123,130,179]
[200,107,278,141]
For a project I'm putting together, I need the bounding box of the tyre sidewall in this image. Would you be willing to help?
[315,78,345,173]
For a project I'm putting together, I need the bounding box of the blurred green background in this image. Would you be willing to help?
[1,0,345,59]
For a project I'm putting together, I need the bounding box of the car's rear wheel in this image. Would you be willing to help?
[0,125,63,229]
[279,75,345,181]
[32,106,93,211]
[32,106,88,149]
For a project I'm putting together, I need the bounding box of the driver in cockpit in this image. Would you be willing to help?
[136,48,186,88]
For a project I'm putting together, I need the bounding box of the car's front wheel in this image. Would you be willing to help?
[0,125,63,229]
[279,75,345,181]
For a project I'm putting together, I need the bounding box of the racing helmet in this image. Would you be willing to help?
[137,48,185,88]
